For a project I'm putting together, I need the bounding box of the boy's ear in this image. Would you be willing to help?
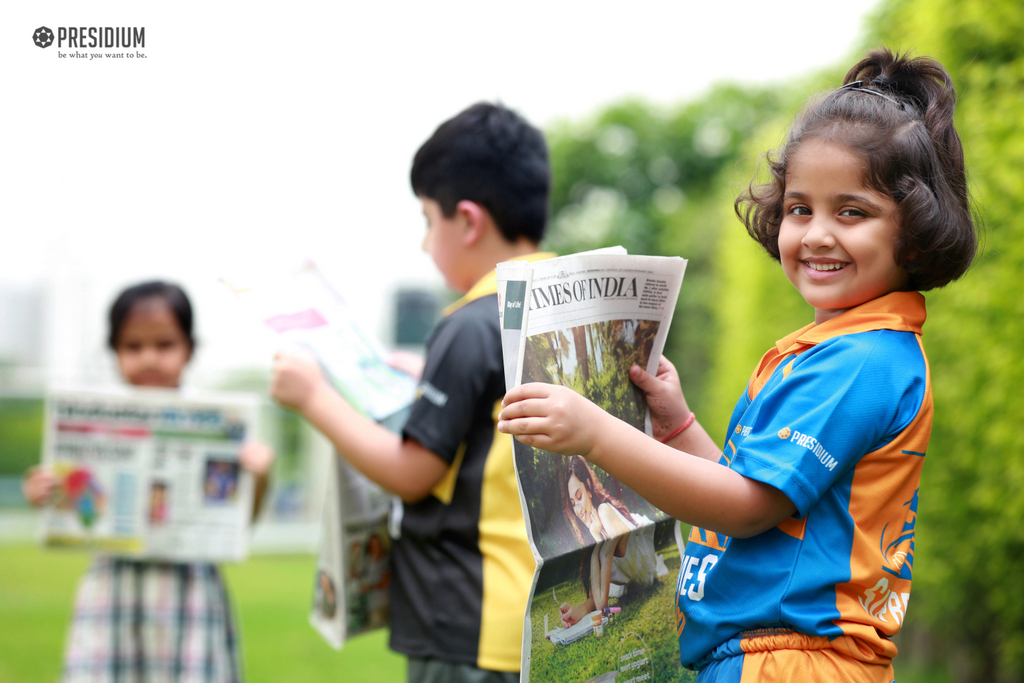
[455,200,488,246]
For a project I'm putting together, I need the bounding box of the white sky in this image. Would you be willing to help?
[1,0,880,385]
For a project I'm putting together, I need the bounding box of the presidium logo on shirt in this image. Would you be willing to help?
[416,380,449,409]
[779,427,838,471]
[732,425,836,471]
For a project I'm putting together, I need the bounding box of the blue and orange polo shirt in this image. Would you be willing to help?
[677,291,932,671]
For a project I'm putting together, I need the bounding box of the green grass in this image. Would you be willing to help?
[0,544,405,682]
[0,543,953,683]
[528,547,695,683]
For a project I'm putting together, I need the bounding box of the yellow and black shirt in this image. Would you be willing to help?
[392,263,546,672]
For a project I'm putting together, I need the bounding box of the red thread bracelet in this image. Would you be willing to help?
[658,412,695,443]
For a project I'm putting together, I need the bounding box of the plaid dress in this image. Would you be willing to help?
[62,558,241,683]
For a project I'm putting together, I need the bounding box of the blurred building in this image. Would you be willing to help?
[0,284,44,366]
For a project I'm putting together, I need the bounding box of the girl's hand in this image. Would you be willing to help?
[629,357,691,441]
[271,349,327,414]
[240,441,275,521]
[559,601,586,627]
[498,383,606,456]
[239,442,275,476]
[22,466,58,507]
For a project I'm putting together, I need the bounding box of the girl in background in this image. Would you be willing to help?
[23,281,274,683]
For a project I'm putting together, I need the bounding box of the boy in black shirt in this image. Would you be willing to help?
[272,102,551,682]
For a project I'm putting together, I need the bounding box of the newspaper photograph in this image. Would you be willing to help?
[526,520,685,683]
[497,250,695,682]
[310,456,392,649]
[39,386,259,562]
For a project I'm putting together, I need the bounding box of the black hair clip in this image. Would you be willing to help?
[837,80,902,107]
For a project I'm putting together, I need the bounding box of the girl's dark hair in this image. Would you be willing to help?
[564,455,635,546]
[580,545,595,599]
[736,48,978,291]
[107,281,195,350]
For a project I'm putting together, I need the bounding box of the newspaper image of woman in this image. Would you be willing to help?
[516,318,668,560]
[558,456,658,627]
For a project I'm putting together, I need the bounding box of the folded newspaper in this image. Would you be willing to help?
[39,386,259,562]
[225,262,407,648]
[223,261,417,422]
[497,248,695,683]
[310,455,393,649]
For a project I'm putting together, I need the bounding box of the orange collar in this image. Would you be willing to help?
[774,291,925,355]
[749,292,926,399]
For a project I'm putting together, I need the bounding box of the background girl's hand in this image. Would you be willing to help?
[22,466,58,507]
[271,349,326,413]
[239,442,275,477]
[629,357,691,441]
[497,383,605,456]
[240,441,275,520]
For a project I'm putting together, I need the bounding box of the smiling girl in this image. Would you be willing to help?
[498,49,978,682]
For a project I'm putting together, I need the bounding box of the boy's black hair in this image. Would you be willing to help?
[410,102,550,244]
[107,281,195,350]
[736,48,978,291]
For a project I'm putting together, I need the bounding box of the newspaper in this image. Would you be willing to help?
[226,262,403,648]
[497,249,695,683]
[223,261,417,421]
[309,456,393,649]
[38,386,259,562]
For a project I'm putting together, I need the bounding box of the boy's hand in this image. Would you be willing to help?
[239,441,275,477]
[386,350,425,381]
[22,466,58,507]
[271,349,327,413]
[629,357,691,442]
[498,383,605,456]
